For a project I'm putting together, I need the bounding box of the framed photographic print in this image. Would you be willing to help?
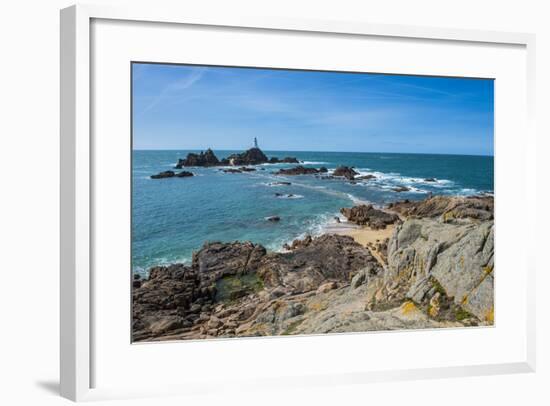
[60,4,536,402]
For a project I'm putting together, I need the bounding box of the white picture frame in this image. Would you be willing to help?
[60,3,537,402]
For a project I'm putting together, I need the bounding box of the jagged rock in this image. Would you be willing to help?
[151,170,194,178]
[380,217,494,322]
[317,281,338,294]
[357,174,376,180]
[258,234,381,294]
[340,205,400,229]
[150,170,175,179]
[176,148,220,167]
[389,195,494,221]
[350,268,368,289]
[269,157,300,164]
[283,235,312,251]
[266,216,280,222]
[133,234,382,341]
[269,181,292,186]
[333,166,358,180]
[132,195,494,342]
[225,148,268,165]
[192,241,266,278]
[175,171,194,177]
[275,166,321,175]
[424,178,437,182]
[392,186,410,192]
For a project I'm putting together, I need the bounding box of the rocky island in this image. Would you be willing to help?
[175,146,300,168]
[132,194,494,342]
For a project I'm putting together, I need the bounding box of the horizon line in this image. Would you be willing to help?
[132,148,494,158]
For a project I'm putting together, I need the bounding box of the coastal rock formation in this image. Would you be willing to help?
[269,157,300,164]
[362,195,495,323]
[132,234,381,341]
[392,186,410,192]
[133,194,494,342]
[340,204,400,229]
[333,166,358,180]
[176,148,220,168]
[151,170,194,179]
[222,167,257,173]
[365,217,494,323]
[223,147,269,165]
[175,147,299,167]
[388,195,494,221]
[150,170,175,179]
[275,165,322,175]
[175,171,194,177]
[357,174,376,180]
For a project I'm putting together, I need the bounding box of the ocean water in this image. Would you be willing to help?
[132,150,493,275]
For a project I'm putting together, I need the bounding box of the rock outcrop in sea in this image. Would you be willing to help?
[150,170,194,179]
[333,166,358,180]
[176,148,220,168]
[274,165,327,175]
[132,195,494,341]
[175,147,300,168]
[340,204,400,229]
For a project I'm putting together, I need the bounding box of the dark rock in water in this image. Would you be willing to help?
[269,156,300,164]
[174,146,299,168]
[340,204,400,230]
[319,167,328,173]
[392,186,410,192]
[424,178,437,182]
[175,171,194,177]
[275,193,295,198]
[357,174,376,180]
[334,216,341,223]
[239,167,256,172]
[270,181,291,186]
[150,170,175,179]
[225,148,268,165]
[283,235,313,251]
[266,216,281,222]
[275,165,320,175]
[333,166,358,180]
[223,168,242,173]
[176,148,220,168]
[389,195,494,221]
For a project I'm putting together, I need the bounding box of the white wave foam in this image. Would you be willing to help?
[275,194,304,199]
[346,193,371,205]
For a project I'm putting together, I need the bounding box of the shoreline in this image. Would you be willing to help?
[132,194,495,341]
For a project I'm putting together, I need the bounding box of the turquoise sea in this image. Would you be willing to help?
[132,150,493,275]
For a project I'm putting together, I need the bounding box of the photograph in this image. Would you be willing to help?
[131,62,494,342]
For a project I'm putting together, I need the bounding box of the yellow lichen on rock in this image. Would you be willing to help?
[400,301,418,315]
[485,308,494,324]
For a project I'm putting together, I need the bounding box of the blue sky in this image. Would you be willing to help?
[132,63,494,156]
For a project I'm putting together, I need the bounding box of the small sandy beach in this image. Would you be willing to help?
[323,220,395,265]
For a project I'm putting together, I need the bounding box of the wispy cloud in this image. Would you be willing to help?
[140,67,207,114]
